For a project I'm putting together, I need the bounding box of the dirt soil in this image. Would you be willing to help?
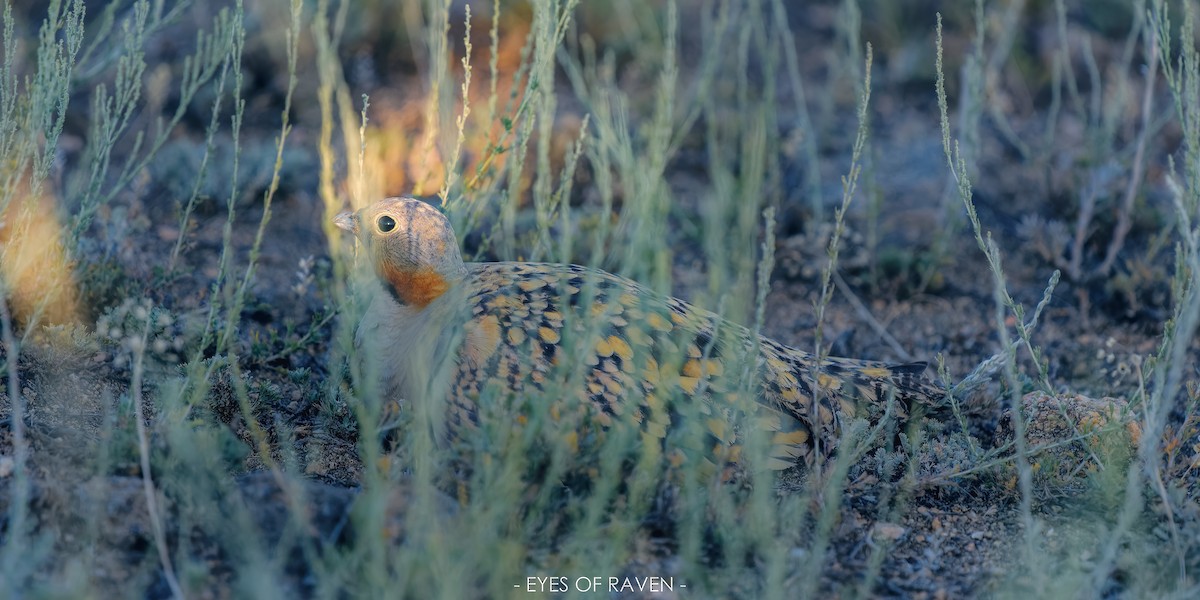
[2,1,1199,598]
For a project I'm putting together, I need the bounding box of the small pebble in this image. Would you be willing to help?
[873,522,907,541]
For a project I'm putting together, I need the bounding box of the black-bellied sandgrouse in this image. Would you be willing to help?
[335,197,944,471]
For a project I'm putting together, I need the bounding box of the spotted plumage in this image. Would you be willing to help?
[336,197,944,472]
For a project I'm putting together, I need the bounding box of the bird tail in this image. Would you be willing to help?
[790,353,947,415]
[877,361,947,407]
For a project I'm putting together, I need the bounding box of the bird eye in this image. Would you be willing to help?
[377,215,396,233]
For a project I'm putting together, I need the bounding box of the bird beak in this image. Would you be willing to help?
[333,211,359,236]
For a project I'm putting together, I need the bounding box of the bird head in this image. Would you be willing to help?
[334,197,466,308]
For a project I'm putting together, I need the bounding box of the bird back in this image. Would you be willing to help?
[441,261,944,473]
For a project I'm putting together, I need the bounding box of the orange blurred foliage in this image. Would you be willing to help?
[360,7,584,205]
[1,185,80,329]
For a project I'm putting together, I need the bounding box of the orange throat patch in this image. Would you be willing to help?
[378,262,451,308]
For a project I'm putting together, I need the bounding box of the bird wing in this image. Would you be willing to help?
[452,262,941,470]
